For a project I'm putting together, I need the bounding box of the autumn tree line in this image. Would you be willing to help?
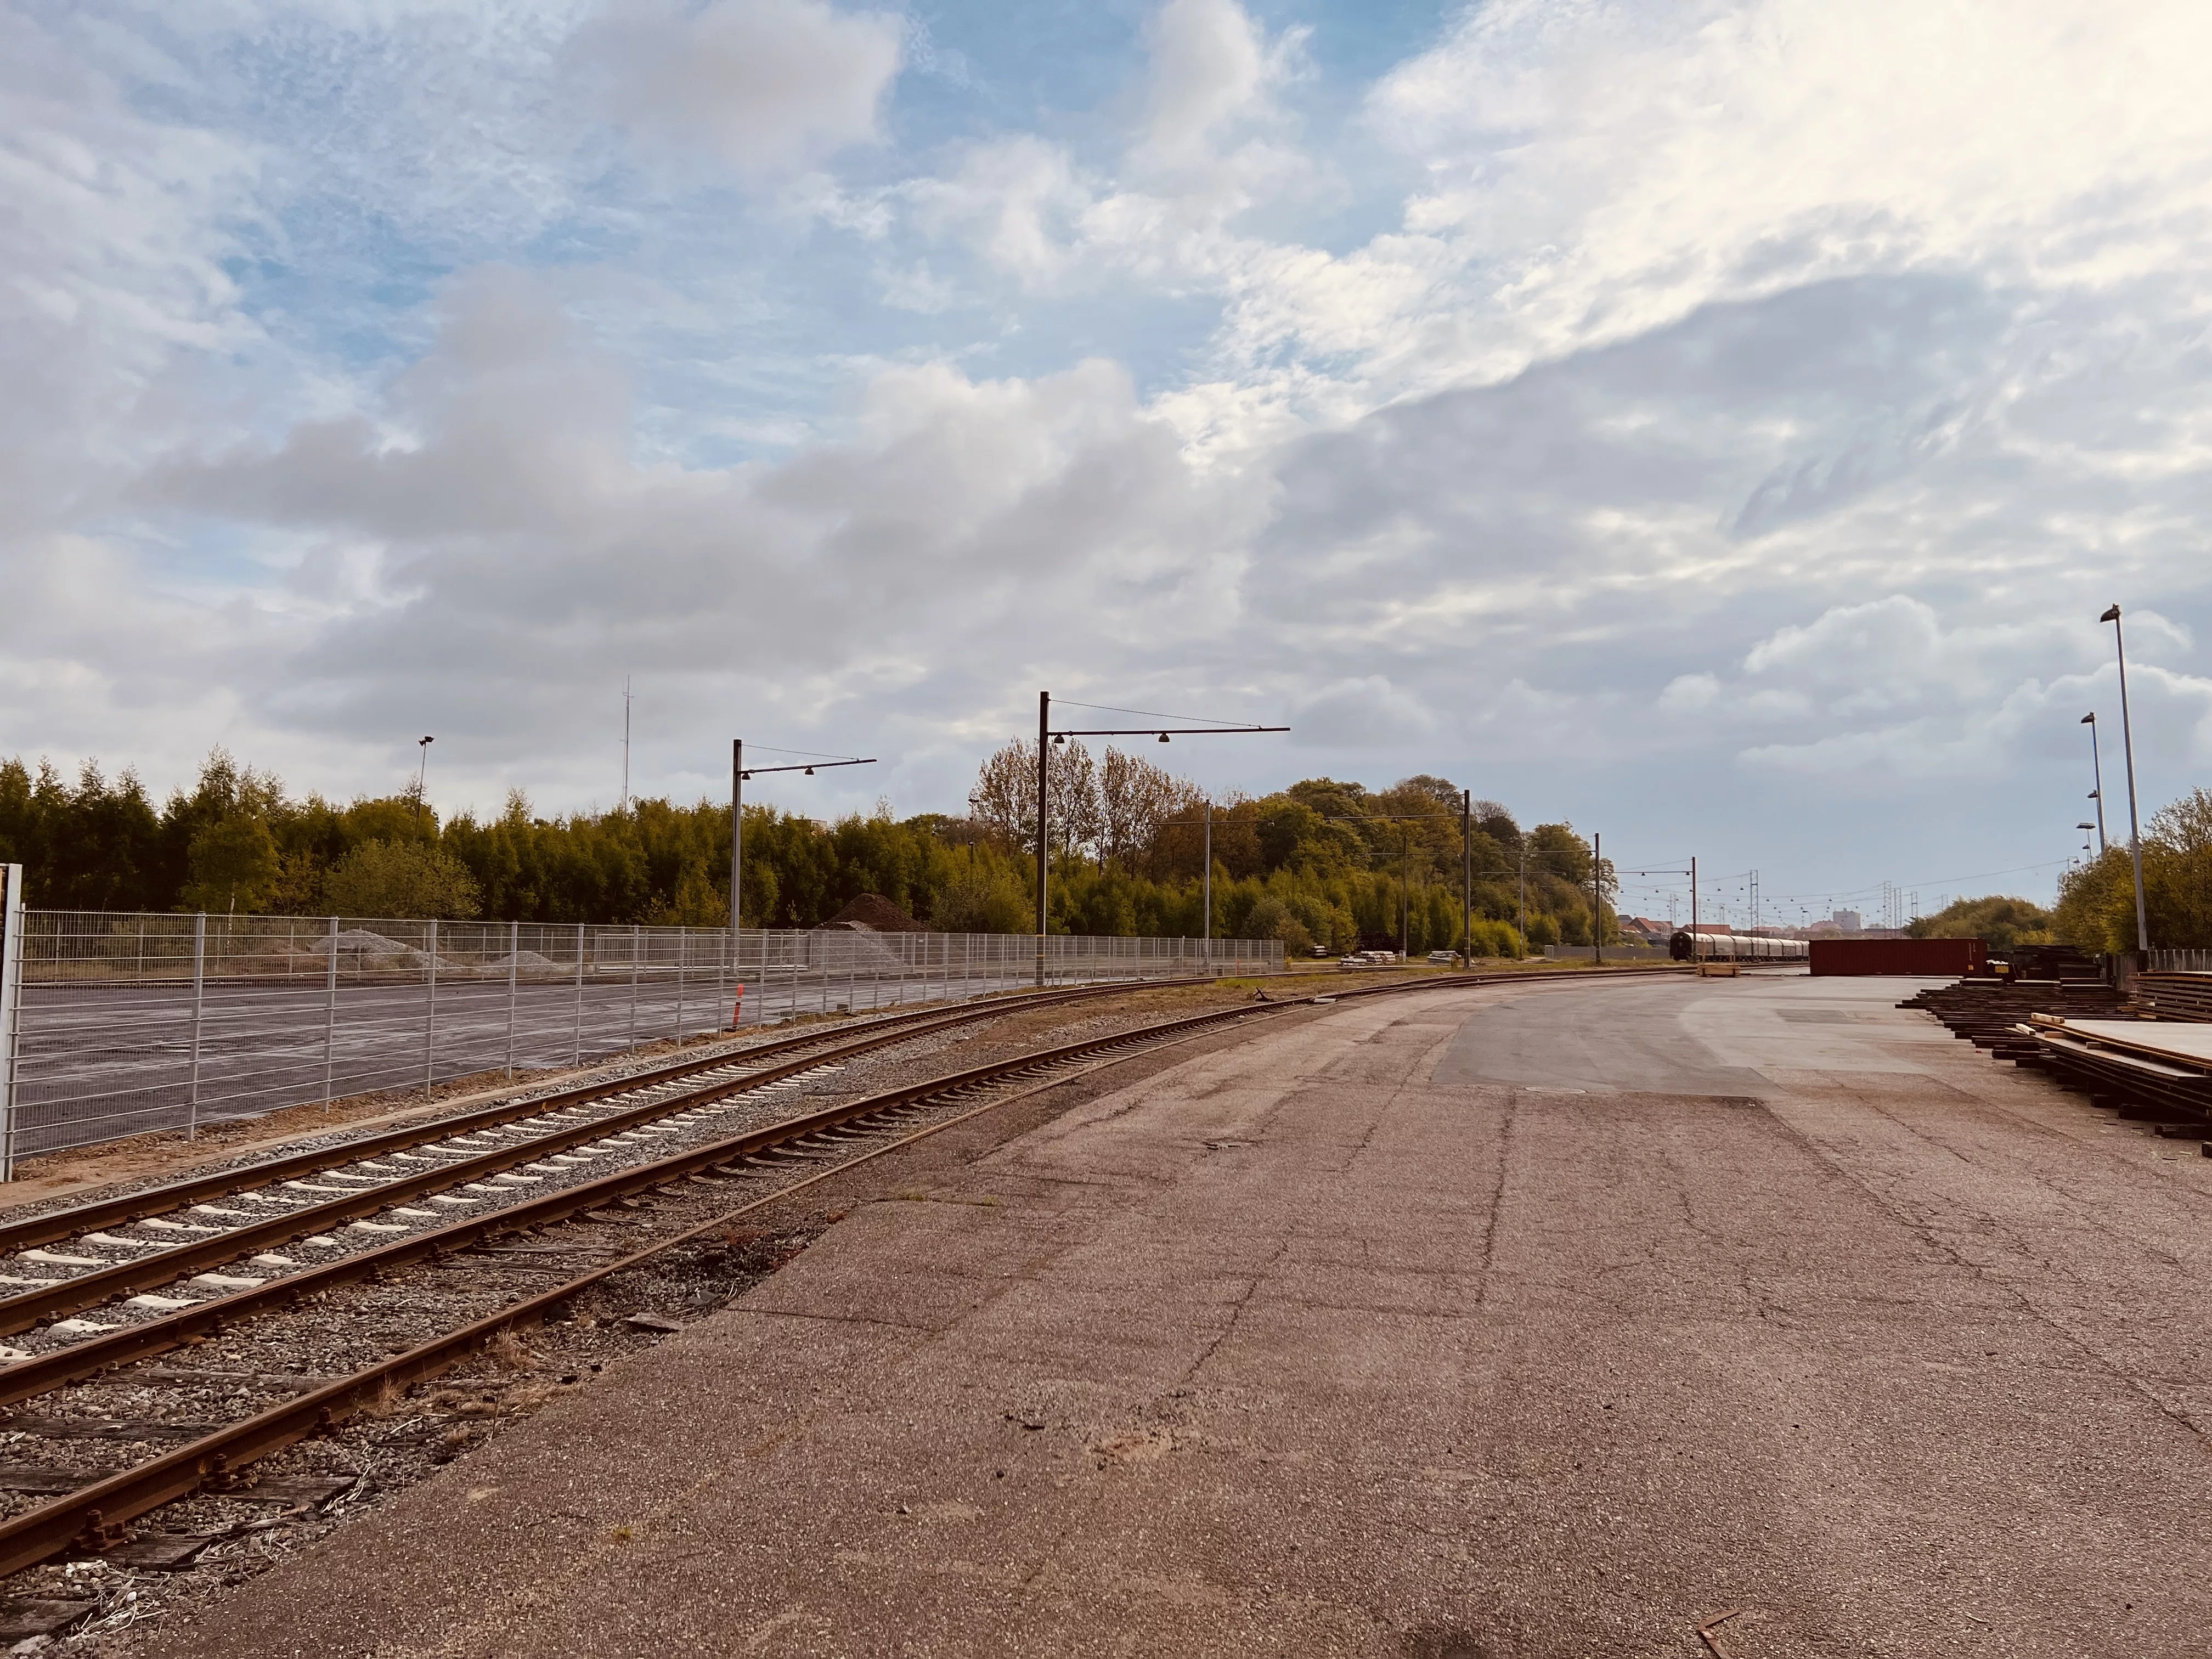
[0,744,1628,957]
[17,747,2208,954]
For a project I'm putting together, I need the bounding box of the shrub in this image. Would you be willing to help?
[324,840,484,920]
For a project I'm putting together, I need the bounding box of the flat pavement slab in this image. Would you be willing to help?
[145,973,2212,1656]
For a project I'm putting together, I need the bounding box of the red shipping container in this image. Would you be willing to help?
[1809,938,1986,977]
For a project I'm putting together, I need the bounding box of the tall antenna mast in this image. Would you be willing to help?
[622,676,632,808]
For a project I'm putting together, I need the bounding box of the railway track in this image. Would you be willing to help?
[0,978,1188,1348]
[0,961,1684,1610]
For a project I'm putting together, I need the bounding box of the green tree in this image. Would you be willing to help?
[180,815,281,914]
[1908,895,2054,949]
[2056,788,2212,950]
[324,841,484,919]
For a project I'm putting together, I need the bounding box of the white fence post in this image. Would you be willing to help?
[0,866,24,1182]
[573,923,586,1066]
[322,916,338,1110]
[424,917,438,1101]
[505,919,520,1080]
[628,923,640,1051]
[187,912,206,1141]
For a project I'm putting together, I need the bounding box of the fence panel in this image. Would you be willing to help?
[2,912,1279,1164]
[2145,949,2212,975]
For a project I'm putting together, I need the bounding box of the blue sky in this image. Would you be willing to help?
[5,0,2211,924]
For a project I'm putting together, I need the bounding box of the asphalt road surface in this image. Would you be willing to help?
[145,970,2212,1657]
[12,967,1040,1156]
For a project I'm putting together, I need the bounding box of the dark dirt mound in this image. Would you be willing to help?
[816,893,923,933]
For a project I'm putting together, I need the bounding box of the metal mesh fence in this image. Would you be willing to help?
[2,911,1279,1166]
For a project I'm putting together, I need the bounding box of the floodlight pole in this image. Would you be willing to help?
[1592,831,1602,966]
[730,743,878,936]
[1461,789,1472,969]
[2101,606,2150,952]
[1031,693,1289,984]
[2082,713,2107,855]
[1203,800,1212,970]
[1400,822,1410,960]
[1036,692,1050,986]
[1517,848,1526,952]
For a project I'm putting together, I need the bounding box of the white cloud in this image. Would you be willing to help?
[1133,0,1305,187]
[580,0,903,175]
[119,266,1271,806]
[902,0,1316,312]
[9,0,2212,911]
[1290,676,1437,749]
[1163,0,2212,417]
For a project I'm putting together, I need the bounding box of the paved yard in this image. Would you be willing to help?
[146,972,2212,1657]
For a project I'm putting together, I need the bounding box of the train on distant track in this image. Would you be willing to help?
[1668,929,1810,962]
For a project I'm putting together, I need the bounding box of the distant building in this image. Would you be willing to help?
[1832,910,1863,933]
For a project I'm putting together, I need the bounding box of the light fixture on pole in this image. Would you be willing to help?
[1592,832,1602,966]
[1031,694,1289,985]
[415,736,433,836]
[2080,712,2107,855]
[728,743,877,935]
[1460,790,1472,969]
[2098,605,2151,952]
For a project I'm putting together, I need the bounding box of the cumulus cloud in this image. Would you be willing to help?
[132,266,1268,806]
[903,0,1313,304]
[579,0,902,174]
[9,0,2212,911]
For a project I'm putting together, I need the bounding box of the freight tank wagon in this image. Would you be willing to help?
[1668,930,1810,962]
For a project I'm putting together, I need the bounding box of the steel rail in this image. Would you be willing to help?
[0,998,1300,1576]
[0,978,1169,1255]
[0,983,1198,1334]
[0,998,1297,1408]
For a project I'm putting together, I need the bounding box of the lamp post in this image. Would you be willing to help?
[1158,803,1223,966]
[1461,789,1472,969]
[727,744,877,934]
[2098,606,2151,952]
[1592,831,1602,966]
[415,736,433,836]
[2080,713,2107,855]
[1031,693,1288,984]
[1518,847,1526,951]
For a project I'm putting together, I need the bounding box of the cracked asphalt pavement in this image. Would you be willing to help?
[140,973,2212,1657]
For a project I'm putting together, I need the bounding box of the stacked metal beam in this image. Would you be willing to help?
[2018,1015,2212,1127]
[1900,970,2212,1137]
[1897,976,2121,1063]
[2130,973,2212,1023]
